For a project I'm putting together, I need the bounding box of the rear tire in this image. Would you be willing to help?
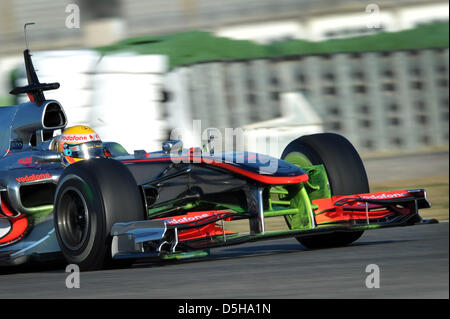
[54,158,145,270]
[281,133,369,249]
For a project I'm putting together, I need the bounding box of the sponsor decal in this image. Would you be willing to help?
[165,213,211,225]
[61,135,88,142]
[18,156,32,165]
[61,134,100,143]
[16,173,52,183]
[359,192,408,200]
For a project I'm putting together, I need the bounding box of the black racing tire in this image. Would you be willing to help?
[53,158,145,271]
[281,133,369,249]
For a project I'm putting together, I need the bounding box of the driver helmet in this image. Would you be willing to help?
[57,125,105,165]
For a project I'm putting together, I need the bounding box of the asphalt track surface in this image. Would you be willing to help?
[0,223,448,298]
[0,151,448,299]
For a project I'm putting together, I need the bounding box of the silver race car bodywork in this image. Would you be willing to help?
[0,40,433,271]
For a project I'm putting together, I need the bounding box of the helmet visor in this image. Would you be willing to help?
[65,141,105,159]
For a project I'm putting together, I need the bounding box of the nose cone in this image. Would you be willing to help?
[215,152,306,177]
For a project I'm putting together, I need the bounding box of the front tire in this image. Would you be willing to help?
[281,133,369,249]
[54,158,145,270]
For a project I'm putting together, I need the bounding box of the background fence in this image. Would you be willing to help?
[165,48,449,155]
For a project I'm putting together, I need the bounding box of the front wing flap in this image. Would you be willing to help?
[312,189,431,226]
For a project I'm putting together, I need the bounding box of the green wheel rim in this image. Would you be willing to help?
[283,152,313,168]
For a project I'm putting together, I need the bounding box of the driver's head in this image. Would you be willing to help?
[57,125,104,165]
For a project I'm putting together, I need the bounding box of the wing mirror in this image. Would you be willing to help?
[162,140,183,154]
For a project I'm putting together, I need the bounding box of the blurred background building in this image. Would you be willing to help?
[0,0,448,52]
[0,0,448,156]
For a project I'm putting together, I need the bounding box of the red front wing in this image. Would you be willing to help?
[312,189,430,225]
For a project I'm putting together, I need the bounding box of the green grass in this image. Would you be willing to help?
[97,31,269,68]
[0,96,13,106]
[267,22,449,55]
[97,22,449,68]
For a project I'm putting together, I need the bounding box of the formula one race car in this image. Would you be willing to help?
[0,46,434,271]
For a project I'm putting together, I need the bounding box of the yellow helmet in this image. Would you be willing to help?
[57,125,104,165]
